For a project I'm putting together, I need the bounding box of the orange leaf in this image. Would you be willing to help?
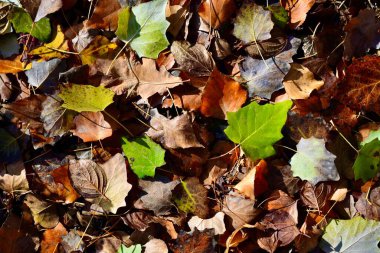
[0,55,30,74]
[198,0,237,29]
[200,68,247,119]
[281,0,315,29]
[41,223,68,253]
[71,111,112,142]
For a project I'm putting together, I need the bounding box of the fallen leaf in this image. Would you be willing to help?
[283,63,324,99]
[198,0,236,29]
[225,101,292,160]
[290,137,340,185]
[116,0,169,58]
[319,216,380,253]
[69,153,132,213]
[71,111,112,142]
[264,190,295,210]
[61,230,85,253]
[29,25,70,60]
[146,113,203,149]
[79,36,118,65]
[343,9,380,60]
[233,3,274,43]
[222,192,260,229]
[59,84,115,112]
[34,0,62,22]
[85,0,121,31]
[280,0,315,29]
[41,223,67,253]
[0,160,29,193]
[144,239,168,253]
[234,162,257,200]
[170,229,214,253]
[166,4,188,37]
[188,212,226,235]
[338,55,380,115]
[355,187,380,221]
[121,136,166,178]
[173,177,209,218]
[200,68,247,119]
[25,58,65,88]
[240,37,301,98]
[118,244,142,253]
[171,41,215,77]
[137,179,179,215]
[353,138,380,182]
[0,55,30,74]
[24,194,59,228]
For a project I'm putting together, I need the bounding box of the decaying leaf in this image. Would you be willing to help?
[0,160,29,193]
[146,113,203,149]
[24,194,59,228]
[280,0,315,29]
[41,222,67,253]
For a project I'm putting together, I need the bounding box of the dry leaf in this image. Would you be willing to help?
[283,63,324,99]
[281,0,315,29]
[198,0,236,29]
[41,223,68,253]
[188,212,226,235]
[71,111,112,142]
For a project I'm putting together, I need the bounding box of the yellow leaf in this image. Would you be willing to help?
[79,36,118,65]
[0,55,31,74]
[29,25,70,60]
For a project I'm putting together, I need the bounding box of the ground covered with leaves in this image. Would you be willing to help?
[0,0,380,252]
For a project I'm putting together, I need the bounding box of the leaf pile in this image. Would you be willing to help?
[0,0,380,252]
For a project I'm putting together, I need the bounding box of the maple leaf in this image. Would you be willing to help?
[338,55,380,115]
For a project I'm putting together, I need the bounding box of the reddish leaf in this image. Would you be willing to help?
[41,223,68,253]
[198,0,237,29]
[281,0,315,29]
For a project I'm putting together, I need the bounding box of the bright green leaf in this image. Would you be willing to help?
[117,244,142,253]
[121,136,166,178]
[233,3,274,44]
[320,216,380,253]
[115,0,169,58]
[58,84,115,112]
[290,137,340,185]
[224,101,292,160]
[353,138,380,182]
[9,7,51,42]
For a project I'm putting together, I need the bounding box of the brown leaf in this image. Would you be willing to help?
[146,113,203,149]
[281,0,315,29]
[170,229,214,253]
[0,55,28,74]
[162,85,202,111]
[166,4,188,37]
[71,111,112,142]
[167,148,209,177]
[200,68,247,119]
[283,63,324,99]
[300,181,319,209]
[0,213,39,253]
[41,223,68,253]
[171,41,215,77]
[344,9,380,60]
[337,55,380,114]
[234,163,256,201]
[198,0,237,29]
[0,161,29,193]
[85,0,121,31]
[355,187,380,220]
[264,190,295,211]
[188,212,226,235]
[24,194,59,229]
[222,192,260,229]
[144,238,168,253]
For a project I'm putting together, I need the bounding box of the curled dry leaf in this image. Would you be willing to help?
[188,212,226,235]
[198,0,237,29]
[146,113,203,149]
[200,68,247,120]
[71,111,112,142]
[283,63,324,99]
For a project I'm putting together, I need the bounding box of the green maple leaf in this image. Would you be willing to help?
[117,244,142,253]
[224,100,292,160]
[58,84,115,112]
[320,216,380,253]
[115,0,169,59]
[121,136,166,178]
[353,138,380,182]
[9,7,51,42]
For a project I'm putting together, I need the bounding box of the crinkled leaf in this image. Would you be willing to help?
[225,100,292,160]
[116,0,169,58]
[121,136,166,178]
[58,84,115,112]
[233,3,274,44]
[320,216,380,253]
[290,137,339,185]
